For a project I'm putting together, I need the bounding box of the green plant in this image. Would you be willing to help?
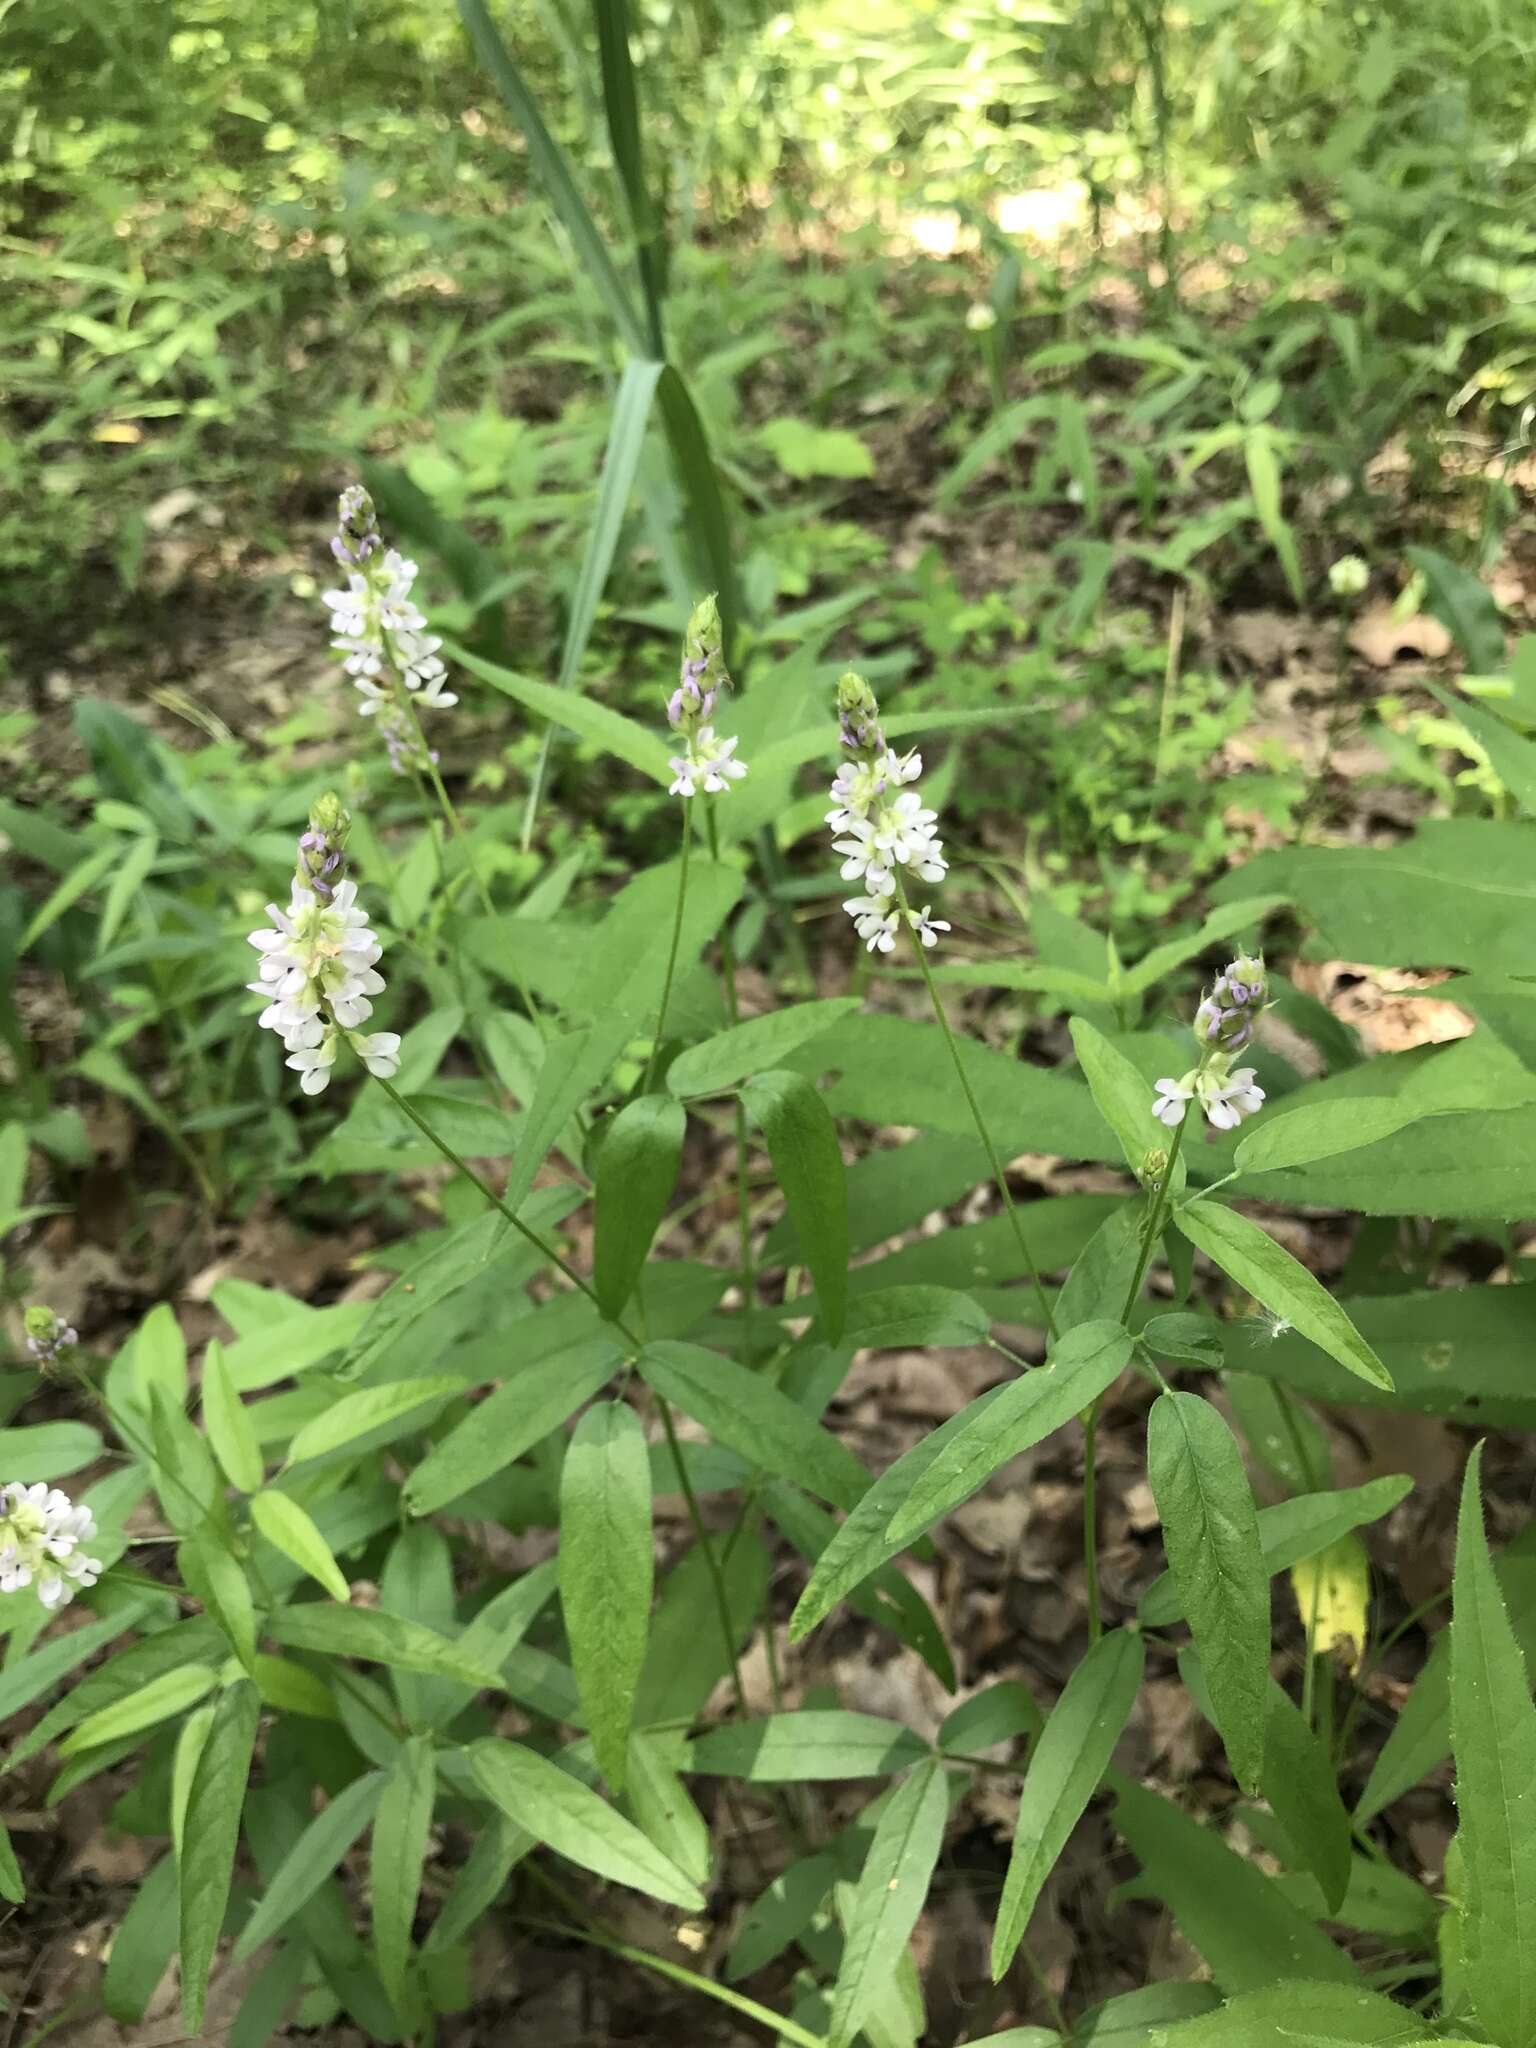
[9,466,1536,2039]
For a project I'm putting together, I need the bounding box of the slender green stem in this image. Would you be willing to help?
[657,1396,749,1718]
[703,805,758,1357]
[642,796,693,1094]
[1085,1110,1190,1643]
[66,1364,212,1530]
[1117,1112,1189,1323]
[894,873,1056,1338]
[1081,1421,1103,1646]
[394,682,546,1037]
[511,1915,827,2048]
[370,1072,635,1344]
[1153,583,1186,784]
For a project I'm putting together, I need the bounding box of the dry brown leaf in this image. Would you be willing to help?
[1348,607,1452,667]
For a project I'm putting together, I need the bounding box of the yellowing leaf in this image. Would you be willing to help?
[1290,1533,1369,1673]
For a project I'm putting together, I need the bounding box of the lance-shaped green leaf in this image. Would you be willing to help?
[884,1320,1133,1549]
[339,1210,509,1383]
[560,1402,653,1792]
[285,1377,465,1469]
[593,1095,685,1320]
[250,1489,351,1602]
[425,1811,531,1954]
[1261,1681,1352,1915]
[373,1736,436,2026]
[728,1850,839,1980]
[668,1000,863,1099]
[639,1341,870,1509]
[1116,1980,1425,2044]
[1112,1775,1355,1990]
[623,1729,711,1887]
[1451,1441,1536,2047]
[0,1814,20,1904]
[829,1760,949,2048]
[59,1662,219,1757]
[180,1531,258,1675]
[842,1284,990,1349]
[1069,1016,1171,1178]
[991,1629,1144,1978]
[233,1770,387,1961]
[102,1852,177,2023]
[403,1336,624,1517]
[179,1679,261,2031]
[1180,1646,1351,1916]
[765,1483,954,1691]
[690,1711,929,1782]
[741,1069,849,1343]
[1140,1474,1413,1627]
[456,645,671,782]
[1357,1524,1536,1825]
[469,1737,703,1910]
[790,1385,1012,1640]
[200,1337,263,1492]
[1147,1392,1267,1795]
[1174,1201,1391,1391]
[265,1603,503,1691]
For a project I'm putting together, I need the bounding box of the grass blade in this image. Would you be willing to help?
[456,0,648,355]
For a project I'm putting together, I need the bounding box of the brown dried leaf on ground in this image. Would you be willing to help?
[1348,607,1452,667]
[1291,960,1475,1052]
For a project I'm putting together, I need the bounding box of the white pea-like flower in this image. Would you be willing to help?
[1199,1065,1265,1131]
[830,675,951,951]
[320,495,457,774]
[1152,1073,1197,1127]
[842,896,901,952]
[668,726,747,798]
[248,803,401,1097]
[665,598,747,798]
[0,1483,102,1611]
[1150,953,1271,1136]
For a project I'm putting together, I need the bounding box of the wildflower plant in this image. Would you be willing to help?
[1152,952,1269,1133]
[10,521,1536,2048]
[322,486,456,775]
[247,791,400,1093]
[665,594,747,798]
[0,1482,100,1609]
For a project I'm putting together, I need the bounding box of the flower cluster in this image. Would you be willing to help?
[0,1482,101,1611]
[666,596,747,798]
[248,795,401,1095]
[1153,952,1269,1133]
[321,487,456,775]
[24,1305,78,1374]
[830,673,950,953]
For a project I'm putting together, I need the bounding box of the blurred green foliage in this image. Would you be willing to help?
[7,0,1536,929]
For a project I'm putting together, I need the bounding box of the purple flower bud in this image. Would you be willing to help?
[24,1306,78,1374]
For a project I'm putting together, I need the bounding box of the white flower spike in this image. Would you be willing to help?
[0,1482,101,1611]
[321,489,456,774]
[1151,954,1271,1136]
[248,795,401,1098]
[830,674,950,952]
[665,597,747,799]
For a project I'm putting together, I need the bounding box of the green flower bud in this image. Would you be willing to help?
[683,594,728,690]
[296,791,352,902]
[836,671,885,755]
